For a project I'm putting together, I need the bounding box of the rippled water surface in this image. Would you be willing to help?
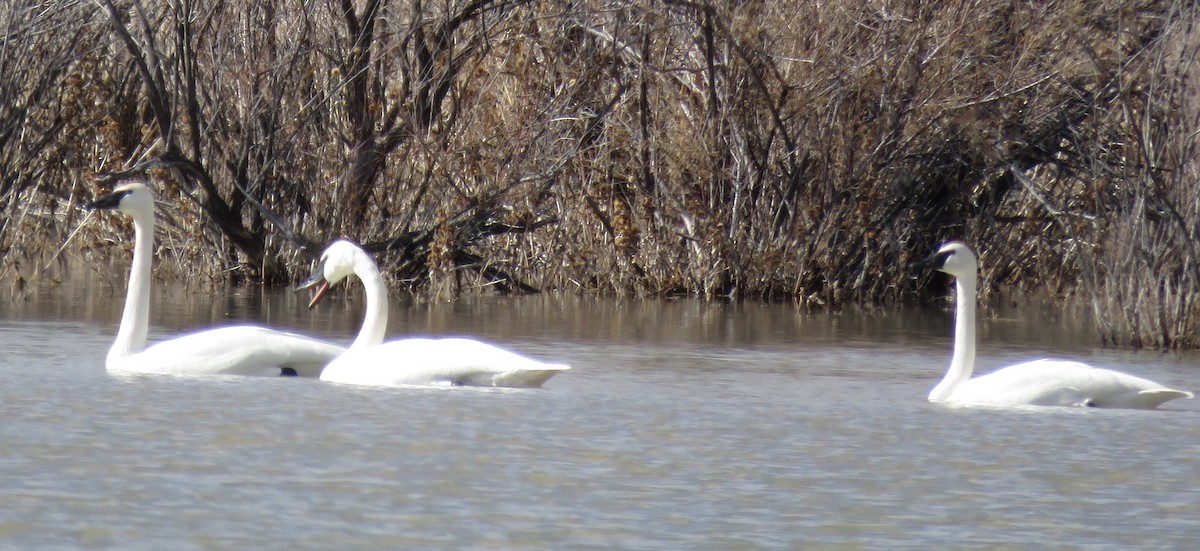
[1,281,1199,549]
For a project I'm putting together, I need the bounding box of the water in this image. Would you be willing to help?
[1,281,1199,549]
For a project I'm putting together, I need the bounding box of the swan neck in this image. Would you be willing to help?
[930,272,977,401]
[351,254,388,350]
[111,212,154,362]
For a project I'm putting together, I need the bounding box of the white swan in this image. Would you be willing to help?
[88,180,346,376]
[914,241,1193,409]
[298,239,569,387]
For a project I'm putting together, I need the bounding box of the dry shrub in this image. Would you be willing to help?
[0,1,105,285]
[2,0,1199,347]
[1077,0,1200,350]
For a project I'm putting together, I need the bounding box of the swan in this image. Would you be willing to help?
[298,239,569,388]
[913,241,1193,409]
[87,180,346,376]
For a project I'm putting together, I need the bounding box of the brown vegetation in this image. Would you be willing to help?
[1,0,1199,349]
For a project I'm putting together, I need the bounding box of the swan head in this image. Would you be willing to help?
[297,239,370,309]
[86,180,154,219]
[913,241,977,279]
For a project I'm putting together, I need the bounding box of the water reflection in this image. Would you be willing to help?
[0,276,1112,354]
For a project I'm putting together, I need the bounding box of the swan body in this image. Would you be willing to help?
[938,358,1191,408]
[111,326,345,377]
[88,181,345,377]
[300,240,569,388]
[318,338,568,387]
[915,242,1192,409]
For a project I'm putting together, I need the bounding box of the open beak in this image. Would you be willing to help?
[306,281,331,310]
[296,265,332,310]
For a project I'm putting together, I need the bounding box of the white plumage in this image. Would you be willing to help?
[89,181,345,376]
[301,240,569,388]
[915,241,1192,409]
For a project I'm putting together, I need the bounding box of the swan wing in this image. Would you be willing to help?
[111,326,346,377]
[320,337,569,388]
[948,359,1192,409]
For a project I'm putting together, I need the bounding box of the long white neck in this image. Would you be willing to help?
[110,211,155,364]
[929,271,977,401]
[351,252,389,350]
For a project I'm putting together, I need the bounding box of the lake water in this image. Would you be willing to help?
[1,280,1198,549]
